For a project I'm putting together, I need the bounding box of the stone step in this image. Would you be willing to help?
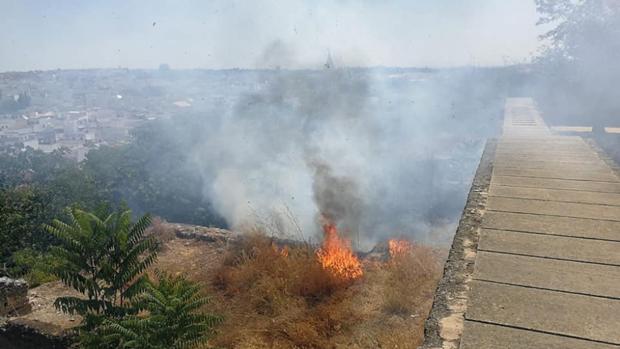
[482,211,620,241]
[466,281,620,345]
[474,251,620,298]
[460,321,620,349]
[478,229,620,266]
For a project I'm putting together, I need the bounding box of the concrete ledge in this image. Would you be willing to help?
[420,139,496,349]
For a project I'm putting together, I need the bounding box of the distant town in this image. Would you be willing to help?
[0,66,256,160]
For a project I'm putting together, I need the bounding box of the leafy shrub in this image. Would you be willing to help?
[99,272,222,349]
[45,207,157,318]
[9,248,63,286]
[45,207,222,349]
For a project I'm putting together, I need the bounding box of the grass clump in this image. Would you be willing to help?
[382,243,442,316]
[211,232,357,348]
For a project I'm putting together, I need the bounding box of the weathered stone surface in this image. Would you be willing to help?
[419,140,497,349]
[492,175,620,193]
[495,151,598,159]
[0,277,31,317]
[423,98,620,349]
[0,281,82,348]
[495,150,599,159]
[478,229,620,265]
[466,281,620,344]
[482,211,620,240]
[489,185,620,206]
[494,160,611,173]
[0,321,72,349]
[495,156,605,165]
[493,167,618,182]
[487,196,620,221]
[460,321,620,349]
[474,251,620,298]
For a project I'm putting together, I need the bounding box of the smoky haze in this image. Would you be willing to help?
[169,48,510,248]
[8,1,619,250]
[0,0,543,71]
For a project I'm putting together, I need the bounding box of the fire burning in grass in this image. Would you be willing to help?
[388,238,413,258]
[316,220,363,282]
[190,221,445,348]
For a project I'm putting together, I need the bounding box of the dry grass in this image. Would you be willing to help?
[382,244,443,316]
[146,216,177,246]
[211,233,355,348]
[152,230,446,349]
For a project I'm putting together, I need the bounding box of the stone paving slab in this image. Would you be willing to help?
[482,211,620,241]
[478,229,620,265]
[466,281,620,344]
[494,162,612,173]
[496,142,593,149]
[489,185,620,206]
[496,154,605,164]
[494,157,611,168]
[495,148,598,156]
[497,140,589,145]
[424,98,620,349]
[493,168,618,181]
[498,140,588,145]
[495,156,606,165]
[494,161,617,174]
[494,157,608,168]
[499,136,586,142]
[488,196,620,221]
[495,149,602,157]
[497,143,595,154]
[474,251,620,298]
[492,175,620,193]
[496,147,595,154]
[460,321,620,349]
[503,131,551,137]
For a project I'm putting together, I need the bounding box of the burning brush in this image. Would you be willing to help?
[316,219,363,282]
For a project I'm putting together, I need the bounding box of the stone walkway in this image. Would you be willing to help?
[459,98,620,348]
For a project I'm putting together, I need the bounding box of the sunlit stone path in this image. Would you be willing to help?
[459,98,620,348]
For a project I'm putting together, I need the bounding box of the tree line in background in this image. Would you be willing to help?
[534,0,620,130]
[0,116,226,284]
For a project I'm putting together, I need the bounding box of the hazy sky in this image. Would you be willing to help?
[0,0,544,72]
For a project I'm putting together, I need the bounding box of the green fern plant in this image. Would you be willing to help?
[99,271,223,349]
[44,207,158,318]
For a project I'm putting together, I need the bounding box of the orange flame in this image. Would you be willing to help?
[316,222,363,281]
[388,239,413,258]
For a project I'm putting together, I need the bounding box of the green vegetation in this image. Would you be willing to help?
[43,207,220,348]
[0,149,104,282]
[0,118,225,282]
[534,0,620,128]
[45,207,157,318]
[100,272,222,349]
[82,119,225,227]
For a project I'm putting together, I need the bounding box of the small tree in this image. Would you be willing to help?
[100,272,222,349]
[44,207,158,318]
[535,0,620,133]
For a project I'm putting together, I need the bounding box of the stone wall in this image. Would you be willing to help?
[420,139,495,349]
[0,277,31,317]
